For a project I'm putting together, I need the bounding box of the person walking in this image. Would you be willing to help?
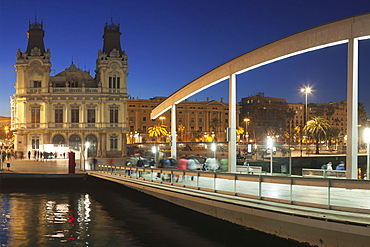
[187,157,198,181]
[137,157,144,178]
[176,157,187,182]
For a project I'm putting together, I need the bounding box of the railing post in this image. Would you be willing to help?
[290,177,293,204]
[259,174,262,199]
[214,172,216,192]
[328,179,331,209]
[234,174,237,195]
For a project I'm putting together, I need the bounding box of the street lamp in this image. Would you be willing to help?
[300,87,311,125]
[211,142,216,158]
[301,87,311,154]
[159,116,166,125]
[363,128,370,180]
[152,146,158,164]
[267,136,273,175]
[244,118,250,142]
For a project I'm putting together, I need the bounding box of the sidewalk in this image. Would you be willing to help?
[0,157,130,174]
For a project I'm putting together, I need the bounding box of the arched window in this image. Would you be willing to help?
[85,134,97,157]
[52,135,65,144]
[69,134,81,150]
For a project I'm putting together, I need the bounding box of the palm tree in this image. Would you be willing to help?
[177,124,186,141]
[148,124,169,142]
[190,130,203,142]
[303,117,330,154]
[326,127,340,150]
[358,102,368,125]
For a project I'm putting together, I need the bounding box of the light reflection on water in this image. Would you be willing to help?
[0,178,307,247]
[0,192,138,246]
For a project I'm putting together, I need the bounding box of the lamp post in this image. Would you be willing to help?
[159,116,166,125]
[301,87,311,154]
[364,128,370,180]
[244,118,250,142]
[267,136,273,175]
[211,142,216,158]
[152,146,158,164]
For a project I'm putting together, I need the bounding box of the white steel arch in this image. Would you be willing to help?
[151,13,370,177]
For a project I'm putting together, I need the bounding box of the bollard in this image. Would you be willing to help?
[68,151,75,173]
[7,163,10,171]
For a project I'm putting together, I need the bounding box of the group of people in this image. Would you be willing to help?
[321,161,345,170]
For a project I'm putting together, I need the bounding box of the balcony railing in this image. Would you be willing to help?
[11,123,124,130]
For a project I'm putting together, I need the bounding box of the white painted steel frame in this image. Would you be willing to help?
[150,14,370,177]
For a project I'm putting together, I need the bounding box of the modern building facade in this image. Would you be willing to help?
[10,21,129,157]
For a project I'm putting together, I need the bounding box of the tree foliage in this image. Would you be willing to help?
[148,125,168,142]
[303,117,330,154]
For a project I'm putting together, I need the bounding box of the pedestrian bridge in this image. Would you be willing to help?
[150,13,370,179]
[89,165,370,247]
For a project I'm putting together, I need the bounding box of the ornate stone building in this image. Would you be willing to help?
[10,20,129,157]
[127,97,235,143]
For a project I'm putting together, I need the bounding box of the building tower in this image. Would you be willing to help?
[11,20,129,158]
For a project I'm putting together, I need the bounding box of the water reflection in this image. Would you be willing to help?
[0,178,306,247]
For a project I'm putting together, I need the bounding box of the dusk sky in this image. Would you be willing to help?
[0,0,369,118]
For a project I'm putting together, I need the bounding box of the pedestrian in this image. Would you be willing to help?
[176,157,187,182]
[91,157,98,170]
[187,157,198,181]
[336,161,345,170]
[136,157,145,177]
[327,162,333,170]
[28,151,31,160]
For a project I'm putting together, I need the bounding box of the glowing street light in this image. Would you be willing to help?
[301,87,311,154]
[244,118,250,142]
[300,87,311,125]
[267,136,273,175]
[159,116,166,125]
[363,128,370,180]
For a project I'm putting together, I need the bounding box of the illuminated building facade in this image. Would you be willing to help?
[10,20,129,157]
[127,97,236,143]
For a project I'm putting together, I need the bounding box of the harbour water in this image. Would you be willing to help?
[0,177,306,246]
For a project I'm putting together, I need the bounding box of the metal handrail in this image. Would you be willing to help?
[95,164,370,213]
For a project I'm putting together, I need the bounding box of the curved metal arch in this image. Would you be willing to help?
[151,13,370,119]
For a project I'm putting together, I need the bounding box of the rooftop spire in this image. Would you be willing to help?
[102,21,122,55]
[26,18,45,55]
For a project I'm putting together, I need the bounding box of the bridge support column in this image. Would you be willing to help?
[228,74,237,173]
[171,104,177,159]
[347,38,359,179]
